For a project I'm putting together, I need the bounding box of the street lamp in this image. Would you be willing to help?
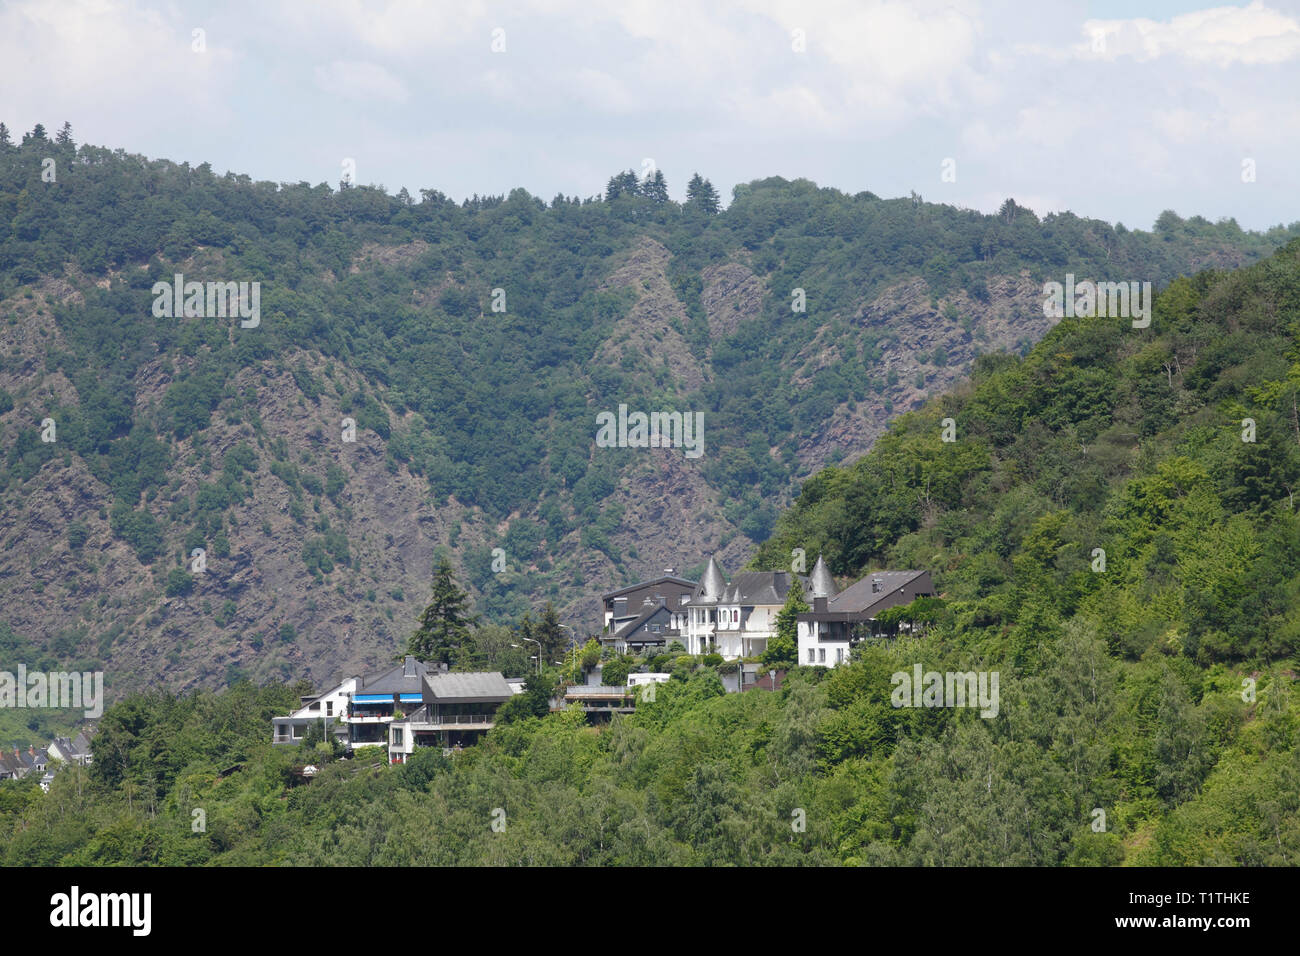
[511,639,542,675]
[557,623,577,684]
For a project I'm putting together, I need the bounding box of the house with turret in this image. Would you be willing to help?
[684,556,808,659]
[796,564,934,666]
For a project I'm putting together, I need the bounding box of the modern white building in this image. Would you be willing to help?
[271,676,360,747]
[272,658,520,763]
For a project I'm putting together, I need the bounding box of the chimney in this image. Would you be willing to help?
[872,578,883,594]
[28,745,35,756]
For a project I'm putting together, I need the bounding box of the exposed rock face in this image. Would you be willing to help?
[0,241,1194,702]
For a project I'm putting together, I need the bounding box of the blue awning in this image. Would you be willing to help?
[398,694,423,702]
[353,695,392,703]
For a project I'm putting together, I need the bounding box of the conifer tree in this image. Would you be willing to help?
[408,558,477,664]
[686,172,720,213]
[641,168,669,203]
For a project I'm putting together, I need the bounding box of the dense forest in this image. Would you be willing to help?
[3,237,1297,865]
[3,122,1299,708]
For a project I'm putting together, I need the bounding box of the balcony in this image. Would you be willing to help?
[404,713,495,729]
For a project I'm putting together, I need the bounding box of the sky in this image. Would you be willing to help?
[1,0,1298,231]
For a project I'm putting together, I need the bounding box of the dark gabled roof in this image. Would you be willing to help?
[688,556,808,608]
[827,570,931,615]
[612,603,676,642]
[424,671,513,702]
[723,571,806,606]
[602,576,698,602]
[359,656,430,696]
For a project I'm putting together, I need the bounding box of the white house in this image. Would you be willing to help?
[796,564,934,667]
[684,556,808,659]
[272,676,360,747]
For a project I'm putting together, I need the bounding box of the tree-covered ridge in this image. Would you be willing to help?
[752,239,1300,665]
[3,122,1300,693]
[3,239,1298,866]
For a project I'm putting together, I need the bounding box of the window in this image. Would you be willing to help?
[808,648,816,663]
[326,701,333,717]
[393,729,404,746]
[836,648,844,663]
[818,648,826,663]
[733,609,739,623]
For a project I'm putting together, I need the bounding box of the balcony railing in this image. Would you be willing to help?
[410,713,494,726]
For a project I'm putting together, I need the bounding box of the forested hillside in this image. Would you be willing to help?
[2,121,1299,711]
[3,238,1298,866]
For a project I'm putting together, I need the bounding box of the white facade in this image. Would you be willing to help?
[272,677,358,745]
[797,620,850,668]
[686,601,781,658]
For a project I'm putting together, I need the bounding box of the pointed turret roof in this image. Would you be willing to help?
[701,556,727,601]
[810,555,837,598]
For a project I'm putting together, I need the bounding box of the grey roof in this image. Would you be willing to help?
[810,555,837,598]
[724,571,806,606]
[424,671,513,702]
[612,604,677,642]
[700,556,727,601]
[602,576,698,602]
[828,570,931,614]
[359,656,430,696]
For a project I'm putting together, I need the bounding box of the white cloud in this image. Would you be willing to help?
[313,60,410,104]
[1084,1,1300,65]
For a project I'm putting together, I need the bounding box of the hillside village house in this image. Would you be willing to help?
[796,565,934,666]
[602,556,933,667]
[272,657,518,765]
[600,571,696,655]
[684,556,807,658]
[0,727,95,789]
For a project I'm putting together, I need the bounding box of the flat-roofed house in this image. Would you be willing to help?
[387,670,515,762]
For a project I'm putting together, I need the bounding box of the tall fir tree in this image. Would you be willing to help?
[536,601,568,665]
[407,558,477,664]
[641,168,669,203]
[686,173,720,214]
[604,170,639,201]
